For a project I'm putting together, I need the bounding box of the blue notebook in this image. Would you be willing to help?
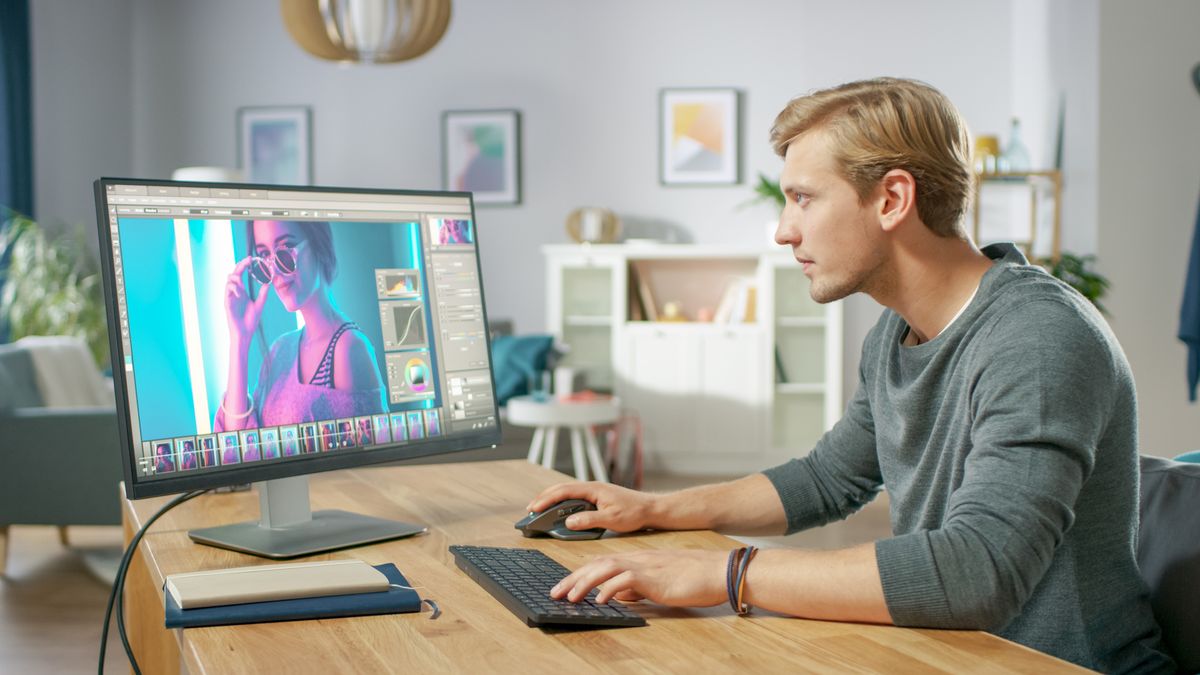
[164,563,421,628]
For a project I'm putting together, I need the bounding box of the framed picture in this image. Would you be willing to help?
[659,88,741,185]
[237,106,312,185]
[441,109,521,205]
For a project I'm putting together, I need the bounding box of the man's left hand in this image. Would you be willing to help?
[550,549,728,607]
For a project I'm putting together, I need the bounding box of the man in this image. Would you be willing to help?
[528,78,1172,672]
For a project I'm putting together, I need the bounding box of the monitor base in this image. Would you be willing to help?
[189,509,427,559]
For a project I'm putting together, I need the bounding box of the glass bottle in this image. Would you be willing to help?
[1000,117,1031,173]
[973,135,1000,174]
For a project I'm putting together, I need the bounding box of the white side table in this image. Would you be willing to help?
[506,395,620,482]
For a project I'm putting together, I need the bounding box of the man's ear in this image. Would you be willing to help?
[878,169,917,233]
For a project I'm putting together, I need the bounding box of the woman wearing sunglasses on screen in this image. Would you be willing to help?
[214,220,387,433]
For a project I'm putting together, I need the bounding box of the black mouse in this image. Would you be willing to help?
[515,499,605,540]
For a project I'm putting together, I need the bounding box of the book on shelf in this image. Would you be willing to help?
[713,279,740,323]
[627,263,645,321]
[632,261,658,321]
[729,284,747,323]
[714,279,757,324]
[743,286,757,323]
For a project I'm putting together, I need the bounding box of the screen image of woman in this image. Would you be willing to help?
[215,220,387,432]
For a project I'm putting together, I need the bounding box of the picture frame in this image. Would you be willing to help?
[441,109,521,205]
[236,105,313,185]
[659,88,741,185]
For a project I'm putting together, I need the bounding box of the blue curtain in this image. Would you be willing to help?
[1179,192,1200,401]
[0,0,32,218]
[0,0,32,342]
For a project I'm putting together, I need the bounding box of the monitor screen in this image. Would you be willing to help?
[95,179,501,499]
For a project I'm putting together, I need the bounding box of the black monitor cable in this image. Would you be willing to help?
[98,489,209,675]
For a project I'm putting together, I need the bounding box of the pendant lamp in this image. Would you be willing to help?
[281,0,451,64]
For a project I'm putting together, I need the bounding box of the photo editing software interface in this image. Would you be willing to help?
[101,182,496,483]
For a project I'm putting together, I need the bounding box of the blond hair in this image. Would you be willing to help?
[770,78,973,238]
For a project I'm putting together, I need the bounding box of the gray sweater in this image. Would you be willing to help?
[763,244,1172,673]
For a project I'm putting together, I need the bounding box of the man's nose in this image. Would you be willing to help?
[774,214,798,246]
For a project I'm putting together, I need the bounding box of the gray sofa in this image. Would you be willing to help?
[0,343,123,573]
[1137,455,1200,672]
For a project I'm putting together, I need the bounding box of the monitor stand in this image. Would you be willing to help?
[188,475,426,559]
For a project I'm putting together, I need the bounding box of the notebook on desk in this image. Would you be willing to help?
[166,558,390,609]
[163,563,422,628]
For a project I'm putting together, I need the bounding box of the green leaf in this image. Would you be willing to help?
[738,172,786,212]
[1034,251,1112,316]
[0,212,110,369]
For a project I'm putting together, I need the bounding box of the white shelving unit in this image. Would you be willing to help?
[544,243,842,475]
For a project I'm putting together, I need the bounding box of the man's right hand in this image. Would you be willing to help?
[525,482,662,534]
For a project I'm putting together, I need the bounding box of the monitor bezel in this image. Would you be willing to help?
[94,177,503,500]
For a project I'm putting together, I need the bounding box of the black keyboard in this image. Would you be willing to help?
[449,545,646,628]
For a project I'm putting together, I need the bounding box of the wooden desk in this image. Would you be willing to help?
[122,460,1083,673]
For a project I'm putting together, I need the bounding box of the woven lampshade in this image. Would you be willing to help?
[565,207,622,244]
[281,0,452,64]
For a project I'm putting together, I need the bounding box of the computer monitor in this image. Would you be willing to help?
[94,178,501,558]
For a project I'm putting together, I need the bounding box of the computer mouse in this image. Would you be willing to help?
[514,499,605,541]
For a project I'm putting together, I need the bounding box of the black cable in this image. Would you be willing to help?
[99,489,208,675]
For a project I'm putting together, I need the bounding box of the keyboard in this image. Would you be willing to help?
[449,545,647,628]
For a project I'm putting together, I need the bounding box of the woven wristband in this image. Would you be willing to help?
[734,545,758,615]
[726,547,744,613]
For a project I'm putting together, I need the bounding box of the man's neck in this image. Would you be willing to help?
[872,236,992,345]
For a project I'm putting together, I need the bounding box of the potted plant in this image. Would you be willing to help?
[741,172,786,247]
[747,172,786,211]
[1035,252,1110,315]
[0,210,110,369]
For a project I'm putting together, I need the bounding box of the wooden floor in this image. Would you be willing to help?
[0,470,892,674]
[1,525,127,673]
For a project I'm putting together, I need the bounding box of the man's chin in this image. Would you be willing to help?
[808,280,853,305]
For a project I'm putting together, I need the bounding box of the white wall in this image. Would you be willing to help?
[1046,0,1100,256]
[31,0,134,239]
[31,1,1200,459]
[1097,0,1200,457]
[1009,0,1100,256]
[35,0,1078,414]
[114,0,1015,340]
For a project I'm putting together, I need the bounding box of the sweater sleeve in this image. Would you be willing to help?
[762,326,883,534]
[875,299,1116,630]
